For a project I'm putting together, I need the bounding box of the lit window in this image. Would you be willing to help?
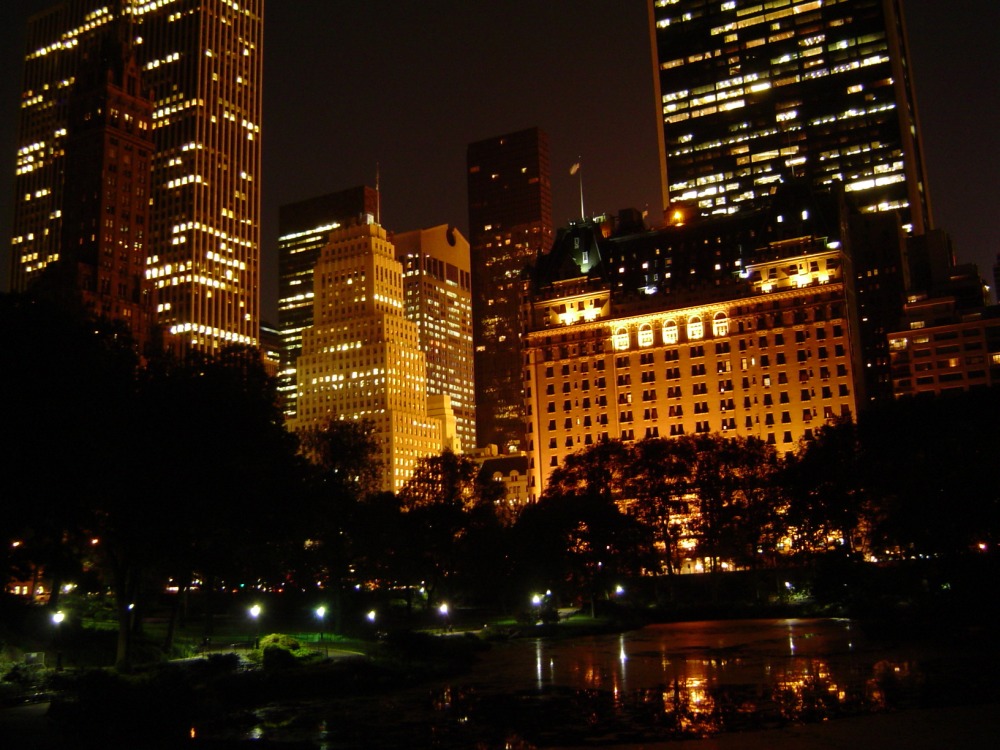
[712,312,728,337]
[663,320,678,344]
[613,327,630,351]
[688,316,704,340]
[638,323,654,347]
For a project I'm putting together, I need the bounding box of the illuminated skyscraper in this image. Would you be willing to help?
[394,224,476,452]
[9,0,263,352]
[277,186,378,418]
[293,221,443,494]
[650,0,931,234]
[467,127,554,451]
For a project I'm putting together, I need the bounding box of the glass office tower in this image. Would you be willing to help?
[467,127,554,451]
[650,0,930,234]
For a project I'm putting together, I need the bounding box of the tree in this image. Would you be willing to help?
[394,450,510,607]
[298,418,382,502]
[686,434,781,571]
[859,390,1000,558]
[99,344,302,664]
[625,437,699,575]
[518,441,654,612]
[1,292,306,668]
[783,416,868,558]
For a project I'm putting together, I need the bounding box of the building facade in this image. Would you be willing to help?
[292,221,444,494]
[58,31,156,350]
[394,224,476,453]
[649,0,931,235]
[888,299,1000,397]
[523,206,863,499]
[467,127,554,451]
[10,0,263,353]
[277,186,379,418]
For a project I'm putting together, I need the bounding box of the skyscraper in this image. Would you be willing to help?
[394,224,476,452]
[467,127,554,452]
[59,29,156,350]
[10,0,263,352]
[649,0,931,234]
[277,186,379,419]
[293,221,444,494]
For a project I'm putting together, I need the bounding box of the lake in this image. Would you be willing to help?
[196,617,998,748]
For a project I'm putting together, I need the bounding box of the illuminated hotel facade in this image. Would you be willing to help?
[292,221,444,494]
[394,224,476,453]
[277,186,379,419]
[523,200,863,499]
[649,0,931,234]
[10,0,263,353]
[468,127,554,452]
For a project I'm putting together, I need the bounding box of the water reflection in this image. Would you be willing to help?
[223,619,947,749]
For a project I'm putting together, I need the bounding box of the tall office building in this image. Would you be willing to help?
[649,0,931,235]
[293,221,444,494]
[10,0,263,352]
[277,186,379,418]
[394,224,476,452]
[467,127,554,452]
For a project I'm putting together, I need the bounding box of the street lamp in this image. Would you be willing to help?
[314,605,326,641]
[51,611,65,671]
[366,610,377,623]
[249,604,261,649]
[438,602,451,633]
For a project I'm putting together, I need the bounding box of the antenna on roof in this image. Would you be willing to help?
[570,159,584,220]
[375,162,381,225]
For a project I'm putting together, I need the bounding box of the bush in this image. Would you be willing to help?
[261,645,298,671]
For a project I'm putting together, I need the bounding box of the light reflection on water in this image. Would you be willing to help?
[231,618,945,749]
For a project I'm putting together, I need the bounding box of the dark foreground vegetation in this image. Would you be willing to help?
[1,290,999,745]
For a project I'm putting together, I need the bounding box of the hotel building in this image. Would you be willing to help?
[467,127,554,451]
[523,198,863,499]
[649,0,931,235]
[10,0,263,353]
[292,221,443,494]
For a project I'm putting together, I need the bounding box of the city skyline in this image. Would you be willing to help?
[1,0,997,324]
[7,0,263,352]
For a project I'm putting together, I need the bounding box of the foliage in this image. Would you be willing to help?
[4,289,999,646]
[298,417,383,501]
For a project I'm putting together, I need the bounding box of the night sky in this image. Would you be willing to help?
[1,0,997,323]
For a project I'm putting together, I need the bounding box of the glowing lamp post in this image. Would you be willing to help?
[51,611,65,671]
[249,604,261,649]
[315,605,327,641]
[438,602,451,633]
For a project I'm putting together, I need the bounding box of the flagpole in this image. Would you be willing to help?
[570,159,584,219]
